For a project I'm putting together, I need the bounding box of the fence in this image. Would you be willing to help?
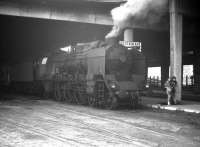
[183,75,194,87]
[147,76,161,88]
[147,75,200,90]
[183,75,200,91]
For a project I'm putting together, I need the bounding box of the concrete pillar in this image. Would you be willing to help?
[124,28,134,42]
[169,0,183,102]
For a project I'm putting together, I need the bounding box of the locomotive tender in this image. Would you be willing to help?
[37,40,146,109]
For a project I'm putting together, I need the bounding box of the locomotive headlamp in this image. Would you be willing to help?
[111,84,116,89]
[109,82,118,89]
[60,45,72,53]
[145,84,149,88]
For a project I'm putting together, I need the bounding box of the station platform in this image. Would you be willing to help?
[142,96,200,114]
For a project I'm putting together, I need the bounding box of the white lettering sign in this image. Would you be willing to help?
[119,41,142,52]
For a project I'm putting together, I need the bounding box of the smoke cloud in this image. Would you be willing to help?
[105,0,167,39]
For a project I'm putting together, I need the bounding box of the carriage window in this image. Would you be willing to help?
[41,57,48,65]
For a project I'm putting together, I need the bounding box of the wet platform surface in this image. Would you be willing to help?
[0,95,200,147]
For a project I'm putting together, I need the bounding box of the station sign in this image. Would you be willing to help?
[119,41,142,52]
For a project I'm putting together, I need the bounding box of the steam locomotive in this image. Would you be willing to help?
[35,40,146,109]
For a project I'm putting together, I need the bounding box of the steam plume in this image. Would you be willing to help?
[105,0,167,39]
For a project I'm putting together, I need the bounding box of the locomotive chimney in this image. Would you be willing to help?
[124,28,133,42]
[124,28,134,50]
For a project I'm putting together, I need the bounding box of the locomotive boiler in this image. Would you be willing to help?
[38,40,146,109]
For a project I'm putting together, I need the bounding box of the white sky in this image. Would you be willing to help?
[148,67,161,80]
[41,57,48,65]
[147,65,194,84]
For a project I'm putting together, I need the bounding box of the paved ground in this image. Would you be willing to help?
[0,95,200,147]
[142,96,200,114]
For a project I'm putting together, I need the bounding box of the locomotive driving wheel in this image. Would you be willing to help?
[130,91,140,109]
[105,96,118,110]
[65,81,73,103]
[88,95,96,107]
[60,82,67,101]
[66,89,74,103]
[54,82,61,101]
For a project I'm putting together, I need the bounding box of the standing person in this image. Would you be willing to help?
[164,76,177,105]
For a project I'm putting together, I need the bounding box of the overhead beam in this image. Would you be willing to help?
[4,0,125,4]
[49,0,125,3]
[0,1,113,25]
[69,0,125,2]
[0,1,170,31]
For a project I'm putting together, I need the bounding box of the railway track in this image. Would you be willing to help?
[0,107,153,147]
[0,99,199,147]
[36,102,183,139]
[0,118,91,147]
[0,102,157,146]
